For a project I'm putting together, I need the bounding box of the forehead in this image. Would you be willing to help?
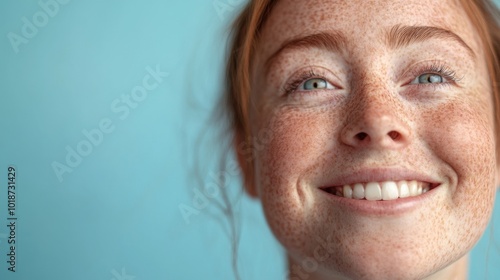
[255,0,481,65]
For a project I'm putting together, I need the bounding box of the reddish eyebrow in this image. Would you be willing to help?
[386,24,475,59]
[265,31,347,70]
[265,25,475,70]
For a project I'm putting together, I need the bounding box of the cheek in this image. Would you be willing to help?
[253,107,335,184]
[423,97,496,232]
[252,107,336,245]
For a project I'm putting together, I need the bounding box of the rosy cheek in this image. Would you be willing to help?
[421,98,496,222]
[252,107,338,245]
[254,108,335,192]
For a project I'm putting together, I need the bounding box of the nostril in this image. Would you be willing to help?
[356,132,368,140]
[354,131,401,141]
[388,131,400,140]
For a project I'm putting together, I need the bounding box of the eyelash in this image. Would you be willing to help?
[283,63,461,95]
[407,62,461,88]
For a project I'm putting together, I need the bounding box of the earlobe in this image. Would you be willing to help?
[235,132,259,198]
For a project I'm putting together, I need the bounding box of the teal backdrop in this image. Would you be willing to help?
[0,1,498,279]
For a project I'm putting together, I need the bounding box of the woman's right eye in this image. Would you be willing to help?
[411,73,447,85]
[300,78,335,91]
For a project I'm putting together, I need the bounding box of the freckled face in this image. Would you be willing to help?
[248,0,497,279]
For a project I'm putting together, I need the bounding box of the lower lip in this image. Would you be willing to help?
[319,185,440,216]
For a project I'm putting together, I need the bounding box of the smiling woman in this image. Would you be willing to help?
[224,0,500,279]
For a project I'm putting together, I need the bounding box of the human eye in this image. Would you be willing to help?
[283,69,337,95]
[407,62,461,87]
[301,78,335,90]
[411,73,446,84]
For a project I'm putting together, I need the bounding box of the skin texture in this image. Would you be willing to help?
[243,0,498,279]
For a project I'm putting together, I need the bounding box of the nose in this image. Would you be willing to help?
[340,93,411,150]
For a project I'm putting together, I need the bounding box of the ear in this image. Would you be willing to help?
[235,131,259,198]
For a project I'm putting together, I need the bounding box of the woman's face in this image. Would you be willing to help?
[246,0,498,279]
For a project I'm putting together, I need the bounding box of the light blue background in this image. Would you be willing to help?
[0,1,498,279]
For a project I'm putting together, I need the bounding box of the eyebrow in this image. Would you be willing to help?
[265,31,347,70]
[265,25,475,70]
[386,24,475,59]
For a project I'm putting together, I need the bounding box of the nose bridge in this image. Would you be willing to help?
[359,86,401,126]
[341,80,411,149]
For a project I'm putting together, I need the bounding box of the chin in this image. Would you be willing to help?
[289,245,465,280]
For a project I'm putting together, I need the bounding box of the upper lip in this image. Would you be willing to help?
[319,167,441,188]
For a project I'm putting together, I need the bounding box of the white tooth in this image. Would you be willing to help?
[417,184,422,195]
[365,182,382,201]
[343,185,353,198]
[353,183,365,199]
[423,184,430,193]
[408,180,418,196]
[419,182,429,193]
[398,181,410,198]
[381,181,399,200]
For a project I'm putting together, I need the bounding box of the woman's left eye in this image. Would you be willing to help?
[411,73,446,84]
[300,78,335,91]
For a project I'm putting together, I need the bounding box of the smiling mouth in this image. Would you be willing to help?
[321,180,439,201]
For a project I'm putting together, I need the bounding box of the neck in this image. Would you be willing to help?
[287,254,469,280]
